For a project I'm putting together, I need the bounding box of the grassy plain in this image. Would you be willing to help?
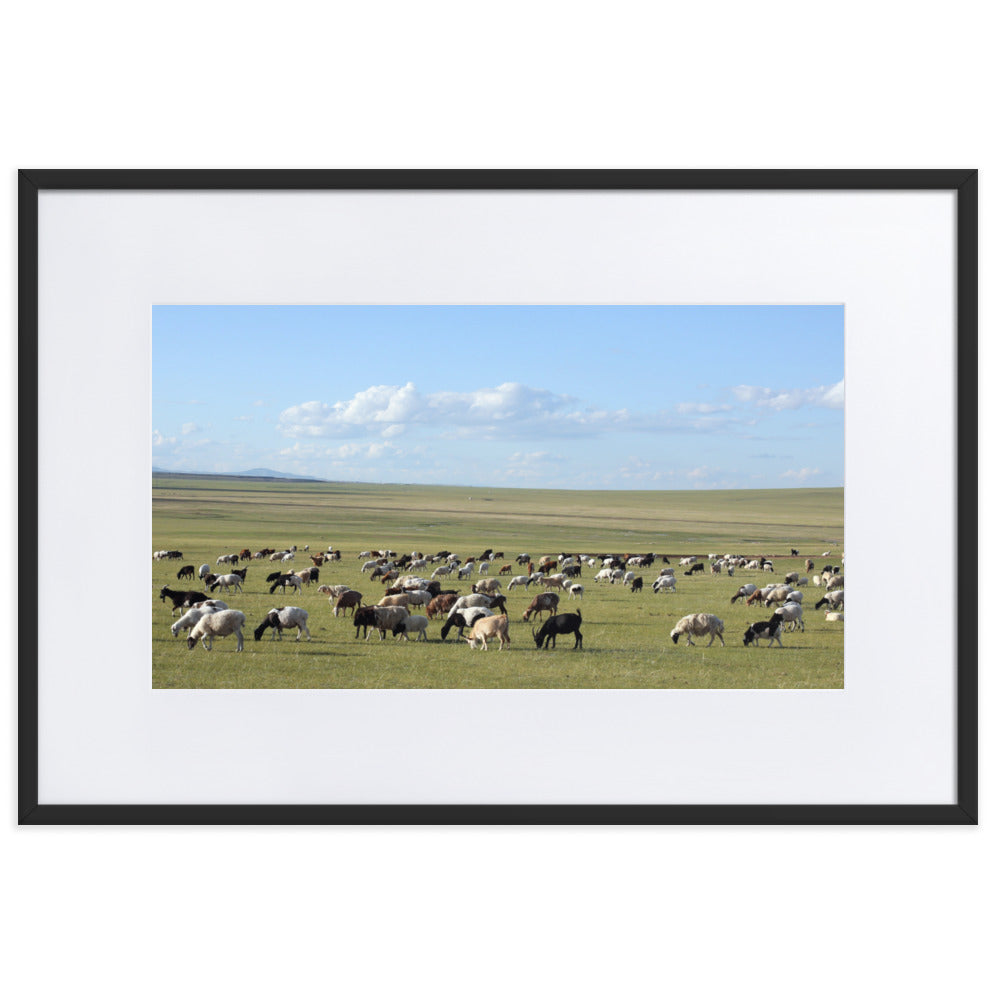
[152,475,844,689]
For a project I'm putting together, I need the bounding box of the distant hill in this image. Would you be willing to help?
[152,467,325,482]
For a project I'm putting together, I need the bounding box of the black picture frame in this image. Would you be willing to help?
[18,168,978,825]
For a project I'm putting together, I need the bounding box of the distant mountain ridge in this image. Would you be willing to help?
[153,466,324,482]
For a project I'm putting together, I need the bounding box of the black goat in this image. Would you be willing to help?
[630,576,643,593]
[352,606,379,639]
[158,586,207,614]
[176,565,195,580]
[532,609,583,650]
[683,562,705,576]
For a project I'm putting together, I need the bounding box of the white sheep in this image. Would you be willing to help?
[670,613,725,646]
[770,603,805,631]
[253,606,311,642]
[507,575,532,590]
[369,605,409,640]
[210,573,243,594]
[391,614,430,641]
[815,590,845,612]
[197,564,211,579]
[652,575,676,593]
[568,583,584,599]
[171,605,214,637]
[186,610,246,652]
[825,612,845,622]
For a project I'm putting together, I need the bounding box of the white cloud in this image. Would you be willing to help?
[730,379,844,412]
[780,467,822,481]
[181,422,200,435]
[277,382,637,440]
[675,401,733,415]
[152,429,176,448]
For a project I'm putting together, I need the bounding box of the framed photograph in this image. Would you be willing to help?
[19,169,976,824]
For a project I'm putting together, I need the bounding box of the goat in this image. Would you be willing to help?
[522,592,560,621]
[333,590,364,616]
[441,607,491,640]
[630,576,643,593]
[683,562,705,576]
[743,616,784,647]
[176,565,195,580]
[532,609,583,650]
[464,614,511,651]
[159,586,208,616]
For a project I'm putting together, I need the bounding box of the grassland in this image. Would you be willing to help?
[152,475,844,689]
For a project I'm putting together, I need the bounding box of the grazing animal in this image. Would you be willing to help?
[391,615,430,641]
[522,592,560,621]
[333,590,364,616]
[770,602,805,631]
[532,610,583,650]
[631,576,643,593]
[170,605,215,637]
[369,605,409,640]
[507,575,532,590]
[253,606,311,642]
[670,613,725,646]
[815,590,845,612]
[269,573,303,594]
[784,571,800,585]
[238,548,252,562]
[464,614,511,651]
[683,562,705,576]
[440,607,491,640]
[743,616,784,647]
[159,587,208,616]
[186,610,246,652]
[197,564,211,579]
[210,573,244,594]
[426,593,459,619]
[825,612,845,622]
[176,565,195,580]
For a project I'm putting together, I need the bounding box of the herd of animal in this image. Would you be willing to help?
[154,545,843,656]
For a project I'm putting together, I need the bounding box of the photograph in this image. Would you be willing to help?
[152,303,845,689]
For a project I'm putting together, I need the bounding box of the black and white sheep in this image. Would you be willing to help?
[253,606,311,642]
[742,616,784,647]
[391,615,430,641]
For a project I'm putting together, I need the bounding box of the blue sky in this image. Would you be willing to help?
[152,305,843,489]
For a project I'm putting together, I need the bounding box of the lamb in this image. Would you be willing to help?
[391,615,430,641]
[670,613,725,646]
[742,616,784,647]
[464,614,511,651]
[186,610,246,652]
[253,606,311,642]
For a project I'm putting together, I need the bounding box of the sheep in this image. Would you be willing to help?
[253,606,311,642]
[825,612,845,622]
[652,575,676,594]
[377,594,412,610]
[426,593,459,619]
[784,590,804,605]
[197,564,211,579]
[764,586,793,607]
[670,613,725,646]
[368,605,409,640]
[522,592,560,621]
[568,583,584,600]
[594,567,615,583]
[532,610,583,650]
[507,575,532,590]
[804,559,814,572]
[186,610,246,652]
[317,583,351,601]
[391,615,430,641]
[682,562,705,576]
[473,578,502,596]
[825,574,845,591]
[631,576,644,593]
[440,607,492,640]
[770,602,805,631]
[209,573,244,594]
[678,557,698,566]
[190,599,228,611]
[269,574,303,595]
[815,590,845,612]
[159,587,208,616]
[730,583,759,604]
[171,605,216,637]
[431,564,454,578]
[742,616,784,648]
[465,614,511,651]
[333,590,364,616]
[784,571,800,585]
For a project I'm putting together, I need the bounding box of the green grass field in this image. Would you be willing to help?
[152,475,844,689]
